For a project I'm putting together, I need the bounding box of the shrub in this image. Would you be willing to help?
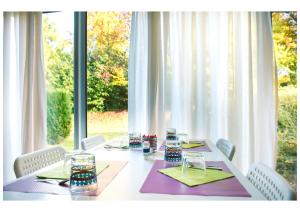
[276,86,297,189]
[104,85,128,111]
[47,89,72,145]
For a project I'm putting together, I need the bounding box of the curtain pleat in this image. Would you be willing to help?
[3,12,47,184]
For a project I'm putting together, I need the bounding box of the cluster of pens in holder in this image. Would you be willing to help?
[164,128,182,164]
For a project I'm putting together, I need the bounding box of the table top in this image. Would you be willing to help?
[3,140,265,200]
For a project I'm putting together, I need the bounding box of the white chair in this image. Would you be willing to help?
[81,135,106,151]
[14,146,66,178]
[216,138,235,161]
[247,162,296,200]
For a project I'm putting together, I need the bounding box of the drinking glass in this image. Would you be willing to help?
[177,133,188,144]
[182,151,206,177]
[70,153,98,195]
[129,132,142,149]
[164,135,182,163]
[143,140,151,156]
[143,135,157,152]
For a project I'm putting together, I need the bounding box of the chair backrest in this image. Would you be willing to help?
[247,162,296,200]
[14,146,66,178]
[216,138,235,161]
[81,135,105,151]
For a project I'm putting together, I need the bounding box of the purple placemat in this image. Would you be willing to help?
[159,141,211,152]
[3,161,127,196]
[3,175,70,195]
[139,160,251,197]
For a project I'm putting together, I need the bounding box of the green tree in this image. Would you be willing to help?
[43,17,74,107]
[272,12,297,189]
[43,13,130,113]
[87,12,131,111]
[47,90,72,144]
[272,12,297,86]
[87,53,110,112]
[43,16,73,144]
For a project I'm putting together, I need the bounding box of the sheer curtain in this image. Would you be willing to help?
[128,12,277,174]
[3,12,47,184]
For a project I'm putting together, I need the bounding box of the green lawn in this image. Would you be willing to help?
[276,86,297,190]
[58,110,128,151]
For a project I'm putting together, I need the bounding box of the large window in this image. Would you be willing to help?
[43,12,74,151]
[42,12,131,150]
[86,12,131,142]
[272,12,297,190]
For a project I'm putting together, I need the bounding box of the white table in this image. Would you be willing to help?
[3,140,265,200]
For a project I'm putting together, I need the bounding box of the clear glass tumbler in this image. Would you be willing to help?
[70,153,98,195]
[177,133,188,144]
[143,135,157,152]
[129,132,142,149]
[182,151,206,177]
[143,140,151,156]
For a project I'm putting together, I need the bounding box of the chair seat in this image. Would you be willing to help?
[81,135,106,150]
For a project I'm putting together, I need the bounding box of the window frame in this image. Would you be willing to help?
[74,12,88,149]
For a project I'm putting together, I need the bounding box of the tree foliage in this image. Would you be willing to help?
[87,12,130,111]
[43,12,131,113]
[272,12,297,189]
[43,16,74,144]
[47,89,72,144]
[43,17,73,102]
[272,12,297,86]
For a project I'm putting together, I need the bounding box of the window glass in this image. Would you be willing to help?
[43,12,74,151]
[86,12,131,142]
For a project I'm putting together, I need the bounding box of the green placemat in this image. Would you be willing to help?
[36,162,109,180]
[182,143,205,149]
[158,166,234,187]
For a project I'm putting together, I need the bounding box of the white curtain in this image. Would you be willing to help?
[3,12,47,184]
[128,12,277,174]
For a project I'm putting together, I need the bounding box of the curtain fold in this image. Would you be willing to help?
[3,12,47,184]
[128,12,277,174]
